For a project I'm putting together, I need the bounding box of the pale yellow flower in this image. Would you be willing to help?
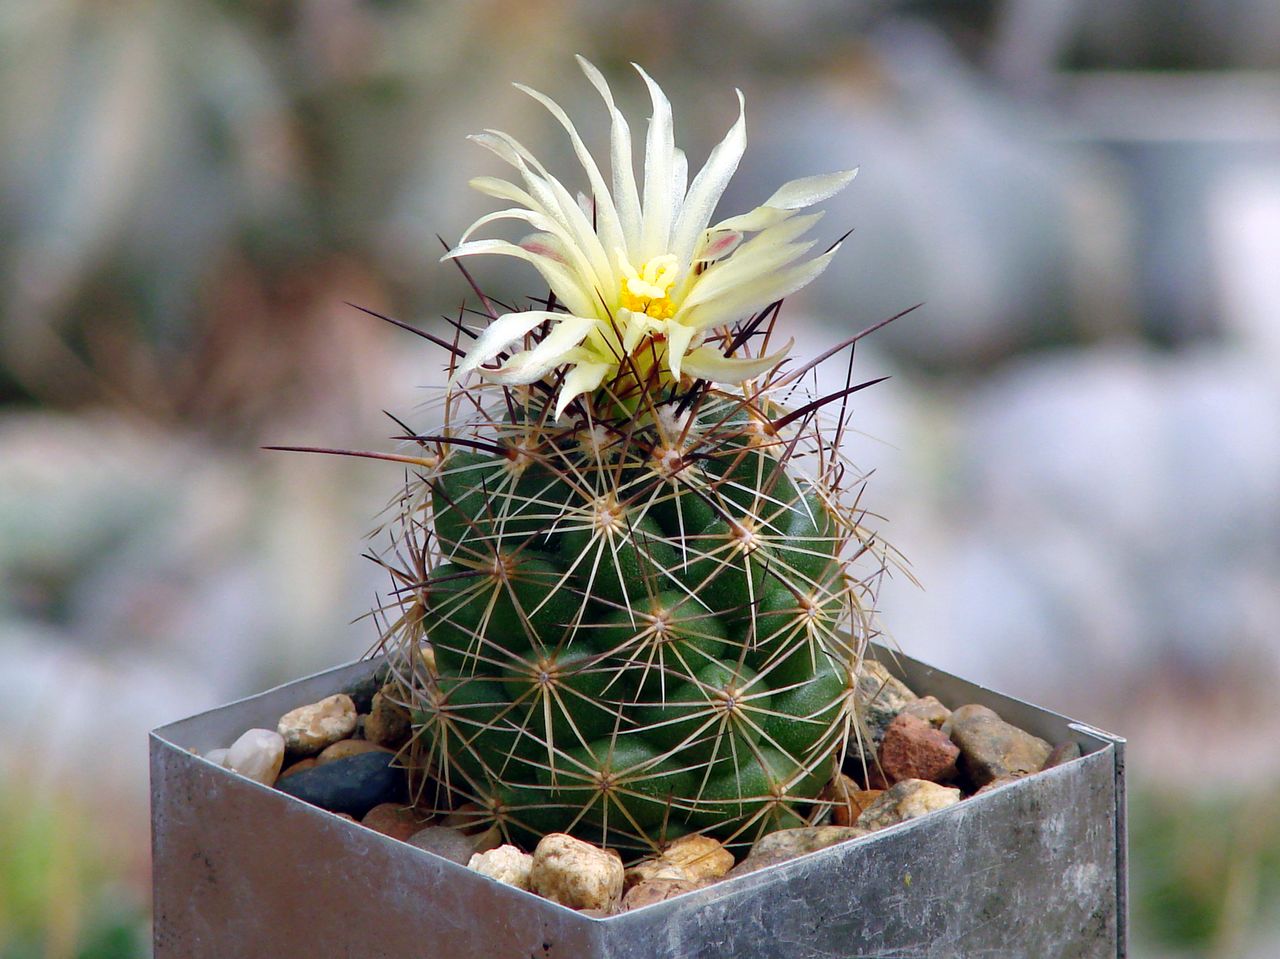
[446,56,856,420]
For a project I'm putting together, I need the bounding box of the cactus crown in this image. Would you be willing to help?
[366,59,900,856]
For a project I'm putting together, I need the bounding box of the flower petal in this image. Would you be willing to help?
[513,82,627,263]
[621,310,664,355]
[711,205,793,235]
[671,89,746,269]
[554,360,612,420]
[484,315,598,385]
[712,169,858,235]
[679,213,824,312]
[517,232,567,263]
[469,176,540,210]
[694,229,743,263]
[635,63,676,262]
[578,56,642,254]
[682,244,842,332]
[664,322,699,380]
[762,168,858,210]
[444,238,596,318]
[453,310,562,382]
[470,130,615,302]
[458,207,558,244]
[681,339,794,383]
[671,147,688,225]
[458,207,600,287]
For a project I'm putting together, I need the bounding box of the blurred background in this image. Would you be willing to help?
[2,1,1278,956]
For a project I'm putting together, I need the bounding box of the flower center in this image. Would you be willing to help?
[618,253,679,320]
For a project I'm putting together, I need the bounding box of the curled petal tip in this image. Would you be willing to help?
[511,81,544,101]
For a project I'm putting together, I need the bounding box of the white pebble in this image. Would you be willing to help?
[225,728,285,785]
[277,694,358,755]
[203,747,230,767]
[529,834,623,910]
[468,844,534,890]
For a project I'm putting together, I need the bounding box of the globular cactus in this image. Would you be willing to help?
[372,59,896,856]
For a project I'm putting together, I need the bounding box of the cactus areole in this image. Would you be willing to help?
[368,58,901,857]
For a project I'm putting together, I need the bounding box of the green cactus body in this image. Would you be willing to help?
[391,391,876,855]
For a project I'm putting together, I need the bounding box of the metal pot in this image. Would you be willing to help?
[151,651,1127,957]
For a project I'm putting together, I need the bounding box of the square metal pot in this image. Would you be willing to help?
[151,651,1127,958]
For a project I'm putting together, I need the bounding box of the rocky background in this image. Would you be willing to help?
[2,2,1279,957]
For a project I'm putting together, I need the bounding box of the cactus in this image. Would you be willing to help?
[370,59,898,855]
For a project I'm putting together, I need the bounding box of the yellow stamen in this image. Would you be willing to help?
[618,253,679,320]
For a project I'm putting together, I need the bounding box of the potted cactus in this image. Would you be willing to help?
[150,58,1126,958]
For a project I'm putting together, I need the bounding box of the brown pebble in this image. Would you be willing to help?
[940,703,1000,738]
[1042,741,1083,771]
[879,712,960,784]
[278,757,318,781]
[365,688,412,748]
[823,774,862,827]
[949,711,1052,788]
[407,826,481,865]
[898,695,951,728]
[825,774,886,826]
[361,803,432,842]
[316,738,393,765]
[470,825,503,856]
[624,860,693,891]
[623,878,709,911]
[727,826,868,878]
[659,834,734,882]
[853,790,886,814]
[975,775,1025,795]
